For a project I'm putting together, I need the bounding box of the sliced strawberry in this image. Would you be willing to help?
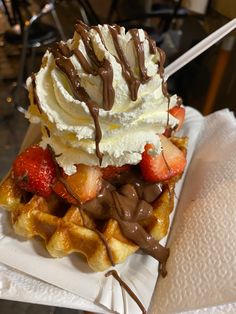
[52,177,77,205]
[102,165,131,181]
[140,135,186,182]
[53,164,102,204]
[168,105,185,132]
[12,145,56,198]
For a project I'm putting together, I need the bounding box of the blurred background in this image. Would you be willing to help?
[0,0,236,312]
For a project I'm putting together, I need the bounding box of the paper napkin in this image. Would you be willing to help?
[149,109,236,314]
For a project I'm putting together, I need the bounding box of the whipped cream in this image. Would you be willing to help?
[26,22,179,175]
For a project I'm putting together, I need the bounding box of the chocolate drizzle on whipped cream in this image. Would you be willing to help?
[145,32,157,55]
[130,29,151,83]
[31,21,170,164]
[31,73,42,113]
[50,42,103,164]
[74,21,115,111]
[109,25,140,101]
[144,32,171,130]
[156,46,171,126]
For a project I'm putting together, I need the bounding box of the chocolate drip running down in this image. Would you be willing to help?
[74,21,115,110]
[143,34,168,84]
[130,29,151,83]
[155,46,171,127]
[73,48,96,75]
[144,27,171,135]
[57,176,115,265]
[143,32,170,125]
[50,43,103,164]
[106,270,147,314]
[54,165,170,273]
[109,25,140,101]
[145,32,157,55]
[31,73,42,114]
[78,208,115,266]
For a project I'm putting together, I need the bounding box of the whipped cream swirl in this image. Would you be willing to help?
[27,21,179,175]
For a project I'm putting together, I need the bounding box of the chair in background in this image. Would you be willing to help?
[2,0,65,113]
[75,0,101,25]
[106,0,188,45]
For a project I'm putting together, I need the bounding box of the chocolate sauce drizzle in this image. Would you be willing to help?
[105,270,147,314]
[31,73,42,113]
[143,32,171,132]
[56,165,170,273]
[58,177,115,265]
[44,126,51,137]
[145,31,157,55]
[32,21,170,164]
[109,25,140,101]
[58,177,82,206]
[78,208,115,265]
[94,229,115,266]
[73,48,95,75]
[155,46,171,127]
[130,29,150,83]
[74,21,115,111]
[50,42,103,164]
[81,169,169,275]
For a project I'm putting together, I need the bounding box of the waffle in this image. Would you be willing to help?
[0,137,187,272]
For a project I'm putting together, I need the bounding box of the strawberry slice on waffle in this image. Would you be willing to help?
[12,145,57,198]
[140,135,187,182]
[169,105,185,132]
[53,164,102,204]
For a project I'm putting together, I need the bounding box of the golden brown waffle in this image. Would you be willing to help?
[0,137,187,271]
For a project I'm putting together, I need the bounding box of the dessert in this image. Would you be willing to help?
[0,21,187,276]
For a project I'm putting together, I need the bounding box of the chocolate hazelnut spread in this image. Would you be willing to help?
[130,28,151,83]
[60,167,169,275]
[106,269,147,314]
[145,32,157,55]
[109,25,140,101]
[155,46,171,127]
[50,43,103,164]
[31,73,42,113]
[74,21,115,111]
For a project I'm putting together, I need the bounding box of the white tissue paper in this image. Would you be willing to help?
[0,107,235,314]
[149,108,236,314]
